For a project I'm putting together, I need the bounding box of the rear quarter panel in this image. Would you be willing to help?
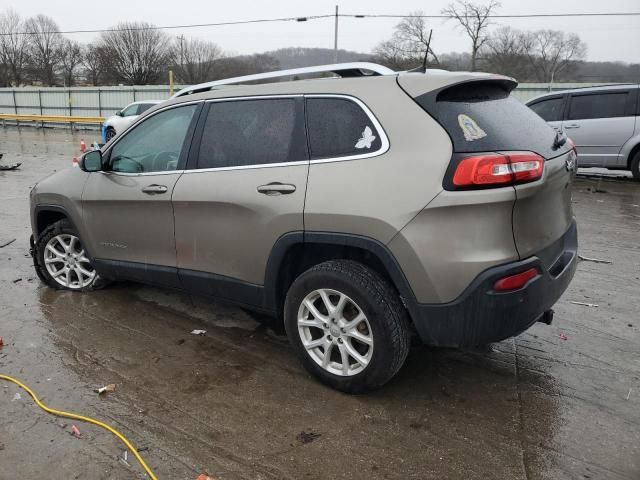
[303,78,452,244]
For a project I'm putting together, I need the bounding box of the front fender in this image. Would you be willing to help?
[620,133,640,166]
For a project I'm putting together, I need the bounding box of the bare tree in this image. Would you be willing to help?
[59,39,83,86]
[373,12,439,70]
[100,22,171,84]
[24,14,64,85]
[82,43,108,86]
[483,26,530,79]
[441,1,500,71]
[522,30,587,83]
[170,37,223,84]
[0,9,29,85]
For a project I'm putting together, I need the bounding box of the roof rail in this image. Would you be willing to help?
[172,62,395,98]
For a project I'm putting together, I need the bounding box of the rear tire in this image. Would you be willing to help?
[34,219,107,291]
[284,260,411,393]
[630,151,640,180]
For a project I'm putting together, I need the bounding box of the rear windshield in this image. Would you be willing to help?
[414,82,569,159]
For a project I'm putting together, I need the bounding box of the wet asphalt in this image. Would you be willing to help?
[0,127,639,480]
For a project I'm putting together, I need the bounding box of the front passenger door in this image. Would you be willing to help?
[82,103,200,287]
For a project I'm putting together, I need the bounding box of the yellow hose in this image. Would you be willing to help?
[0,374,158,480]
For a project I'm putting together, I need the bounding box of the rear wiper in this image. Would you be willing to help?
[553,130,568,150]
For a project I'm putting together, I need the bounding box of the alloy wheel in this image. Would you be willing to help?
[297,288,374,376]
[43,234,96,289]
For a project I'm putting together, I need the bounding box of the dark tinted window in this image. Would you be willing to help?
[136,103,156,115]
[306,98,382,159]
[197,98,306,169]
[568,92,628,120]
[414,82,567,159]
[110,104,197,173]
[529,97,564,122]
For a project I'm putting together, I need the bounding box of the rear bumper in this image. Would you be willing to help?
[408,219,578,347]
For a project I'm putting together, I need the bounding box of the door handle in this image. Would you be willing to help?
[257,182,296,195]
[564,124,580,129]
[142,184,168,194]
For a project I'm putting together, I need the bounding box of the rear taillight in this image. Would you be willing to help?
[493,267,539,292]
[452,152,544,188]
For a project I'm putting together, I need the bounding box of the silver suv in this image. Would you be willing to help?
[527,84,640,179]
[29,63,578,392]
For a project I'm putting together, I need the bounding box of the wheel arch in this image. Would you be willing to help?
[34,205,74,238]
[625,140,640,170]
[264,232,417,317]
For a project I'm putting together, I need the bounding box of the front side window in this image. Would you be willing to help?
[121,104,138,117]
[568,92,628,120]
[196,98,306,169]
[529,97,564,122]
[306,98,382,159]
[110,104,197,173]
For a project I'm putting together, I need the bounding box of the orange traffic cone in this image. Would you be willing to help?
[80,139,86,153]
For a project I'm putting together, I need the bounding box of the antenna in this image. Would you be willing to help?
[422,29,433,72]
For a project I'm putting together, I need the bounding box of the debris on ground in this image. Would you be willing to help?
[0,337,4,348]
[137,446,149,453]
[627,389,632,400]
[191,329,207,336]
[70,425,81,438]
[196,473,217,480]
[94,383,116,395]
[0,238,16,248]
[569,301,599,308]
[578,254,612,264]
[12,278,22,284]
[12,392,21,401]
[559,333,568,341]
[0,162,21,171]
[118,450,131,467]
[296,430,321,444]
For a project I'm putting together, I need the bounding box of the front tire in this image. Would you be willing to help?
[284,260,411,393]
[34,219,106,291]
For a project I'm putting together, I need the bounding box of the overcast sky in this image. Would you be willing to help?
[4,0,640,63]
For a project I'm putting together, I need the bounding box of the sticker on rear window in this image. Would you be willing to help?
[458,114,487,142]
[355,126,376,149]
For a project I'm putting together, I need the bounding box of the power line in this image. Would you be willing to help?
[1,11,639,36]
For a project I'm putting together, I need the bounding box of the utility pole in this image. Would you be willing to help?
[333,5,339,63]
[178,34,185,67]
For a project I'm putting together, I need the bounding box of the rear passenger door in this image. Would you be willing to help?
[172,96,309,303]
[564,90,636,167]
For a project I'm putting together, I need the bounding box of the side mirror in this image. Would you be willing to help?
[80,150,103,172]
[116,110,124,117]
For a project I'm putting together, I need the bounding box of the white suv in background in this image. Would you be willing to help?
[102,100,163,142]
[527,84,640,179]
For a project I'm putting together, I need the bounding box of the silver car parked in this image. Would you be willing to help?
[527,84,640,179]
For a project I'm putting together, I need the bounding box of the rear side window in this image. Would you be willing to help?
[414,81,566,159]
[306,98,382,159]
[197,98,307,169]
[568,92,628,120]
[529,97,564,122]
